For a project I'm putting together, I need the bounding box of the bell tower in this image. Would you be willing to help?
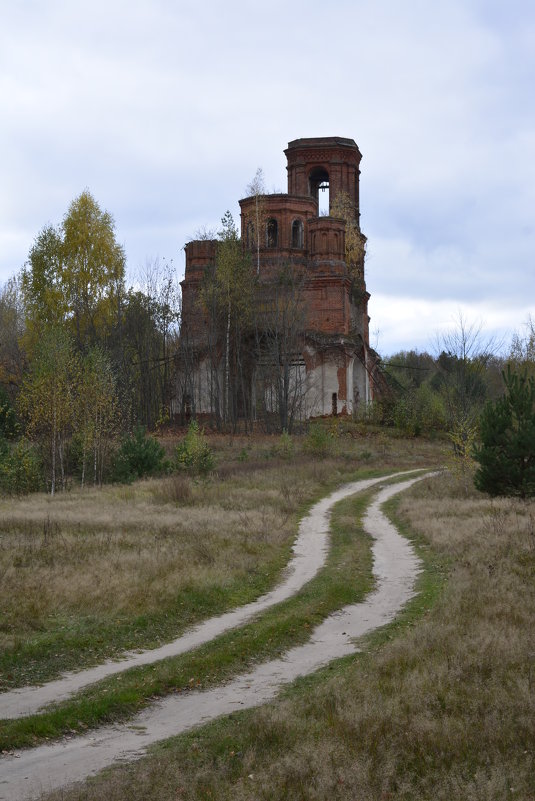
[284,136,362,223]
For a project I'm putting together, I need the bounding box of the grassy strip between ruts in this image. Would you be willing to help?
[0,471,430,752]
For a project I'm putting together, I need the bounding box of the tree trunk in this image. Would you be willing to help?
[225,302,231,425]
[51,407,56,496]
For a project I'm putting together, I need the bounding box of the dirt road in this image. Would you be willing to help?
[0,472,431,801]
[1,472,414,721]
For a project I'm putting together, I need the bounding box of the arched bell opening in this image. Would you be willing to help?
[308,167,330,215]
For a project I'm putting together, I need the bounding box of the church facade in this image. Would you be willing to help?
[177,136,377,424]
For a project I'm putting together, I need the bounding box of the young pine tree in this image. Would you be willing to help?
[474,365,535,498]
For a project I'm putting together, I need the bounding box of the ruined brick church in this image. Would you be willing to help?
[177,136,377,424]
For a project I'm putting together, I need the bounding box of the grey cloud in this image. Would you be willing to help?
[1,0,534,354]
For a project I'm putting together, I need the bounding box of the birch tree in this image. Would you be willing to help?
[510,315,535,377]
[216,211,254,428]
[199,212,254,429]
[20,225,65,353]
[137,258,181,420]
[255,264,308,432]
[246,168,266,275]
[433,314,497,432]
[77,347,119,486]
[21,191,126,353]
[62,191,126,350]
[19,327,78,494]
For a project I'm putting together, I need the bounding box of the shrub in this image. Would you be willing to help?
[111,426,166,483]
[237,447,249,462]
[448,419,478,496]
[0,439,42,495]
[174,421,214,476]
[303,422,330,457]
[416,383,447,431]
[390,384,447,437]
[272,430,294,460]
[152,473,193,504]
[359,398,393,427]
[392,394,419,436]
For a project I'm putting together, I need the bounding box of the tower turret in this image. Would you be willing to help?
[285,137,362,223]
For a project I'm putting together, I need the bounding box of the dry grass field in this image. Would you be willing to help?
[4,427,534,800]
[0,474,296,687]
[0,428,439,691]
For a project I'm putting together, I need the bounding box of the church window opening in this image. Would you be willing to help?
[309,167,330,215]
[266,218,278,248]
[332,392,338,416]
[291,219,304,248]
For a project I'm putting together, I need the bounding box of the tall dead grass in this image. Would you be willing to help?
[0,494,290,632]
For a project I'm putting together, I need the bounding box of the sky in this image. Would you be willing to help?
[1,0,534,356]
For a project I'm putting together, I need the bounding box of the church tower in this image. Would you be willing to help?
[179,136,375,423]
[285,136,362,224]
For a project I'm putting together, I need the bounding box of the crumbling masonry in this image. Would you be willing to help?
[177,137,378,423]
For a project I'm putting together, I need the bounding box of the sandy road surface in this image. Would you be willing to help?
[0,472,432,801]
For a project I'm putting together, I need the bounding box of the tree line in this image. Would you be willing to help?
[0,189,533,497]
[0,189,312,491]
[375,315,535,497]
[0,191,180,492]
[375,316,534,437]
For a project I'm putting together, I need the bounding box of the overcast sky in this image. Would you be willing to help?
[1,0,533,355]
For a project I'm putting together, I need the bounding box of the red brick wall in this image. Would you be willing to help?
[181,137,370,362]
[285,137,362,221]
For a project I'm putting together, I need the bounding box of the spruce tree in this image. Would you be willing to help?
[474,365,535,498]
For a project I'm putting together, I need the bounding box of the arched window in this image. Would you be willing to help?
[309,167,330,215]
[266,218,278,248]
[291,219,304,248]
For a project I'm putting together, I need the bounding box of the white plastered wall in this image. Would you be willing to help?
[352,348,369,412]
[304,359,339,417]
[192,358,223,415]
